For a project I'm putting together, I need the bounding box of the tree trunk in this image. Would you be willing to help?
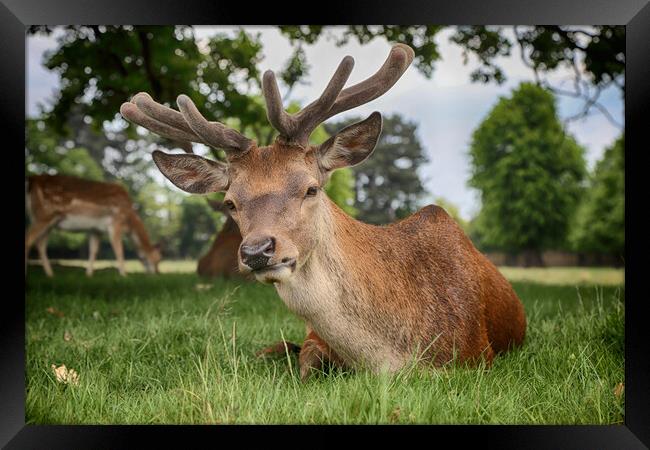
[197,216,245,279]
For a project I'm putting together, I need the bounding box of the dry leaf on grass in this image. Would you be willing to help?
[46,307,65,318]
[389,407,401,423]
[63,330,73,342]
[614,382,624,399]
[51,364,79,386]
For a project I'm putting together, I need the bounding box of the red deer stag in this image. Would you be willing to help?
[26,174,161,277]
[120,44,526,379]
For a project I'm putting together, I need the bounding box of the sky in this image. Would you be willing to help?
[26,26,624,220]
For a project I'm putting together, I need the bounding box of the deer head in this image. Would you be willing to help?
[121,44,414,284]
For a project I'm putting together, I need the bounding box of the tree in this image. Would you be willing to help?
[25,119,104,181]
[569,136,624,257]
[451,26,625,127]
[279,25,624,126]
[325,114,428,224]
[177,196,223,258]
[468,82,586,265]
[278,26,443,78]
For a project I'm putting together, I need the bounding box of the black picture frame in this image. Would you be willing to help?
[5,0,648,447]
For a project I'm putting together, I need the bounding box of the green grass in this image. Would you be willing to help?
[25,262,625,424]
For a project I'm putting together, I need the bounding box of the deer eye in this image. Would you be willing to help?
[305,186,319,198]
[224,200,236,211]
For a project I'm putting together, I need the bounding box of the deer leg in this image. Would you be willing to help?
[255,340,302,358]
[35,233,53,277]
[299,329,345,381]
[107,224,126,276]
[87,233,100,277]
[25,217,58,276]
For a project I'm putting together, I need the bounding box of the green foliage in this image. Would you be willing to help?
[36,26,267,138]
[278,25,443,78]
[177,196,224,258]
[569,136,624,255]
[451,26,624,124]
[469,82,586,252]
[325,114,428,224]
[131,181,183,255]
[451,26,625,89]
[26,119,104,181]
[324,169,358,217]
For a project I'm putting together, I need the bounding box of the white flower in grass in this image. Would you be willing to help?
[51,364,79,386]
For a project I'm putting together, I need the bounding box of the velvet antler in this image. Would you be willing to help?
[262,44,415,146]
[120,93,253,156]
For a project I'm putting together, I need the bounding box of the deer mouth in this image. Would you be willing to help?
[251,258,297,284]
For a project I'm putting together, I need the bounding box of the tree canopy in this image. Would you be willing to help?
[569,135,624,256]
[277,25,624,126]
[468,82,587,257]
[451,26,624,127]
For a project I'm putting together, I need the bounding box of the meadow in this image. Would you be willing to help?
[25,261,625,424]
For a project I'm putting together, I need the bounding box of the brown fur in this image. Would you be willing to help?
[119,43,525,377]
[197,216,244,279]
[219,142,526,373]
[25,174,161,277]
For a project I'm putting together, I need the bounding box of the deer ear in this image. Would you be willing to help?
[317,112,382,173]
[152,150,229,194]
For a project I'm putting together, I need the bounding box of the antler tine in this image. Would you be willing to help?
[128,93,197,154]
[262,56,355,145]
[292,56,355,143]
[120,92,253,156]
[174,140,195,154]
[120,101,203,144]
[261,44,414,146]
[325,44,415,119]
[176,94,253,155]
[132,92,199,139]
[262,70,296,138]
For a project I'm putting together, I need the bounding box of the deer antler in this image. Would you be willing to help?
[262,44,415,146]
[120,93,253,156]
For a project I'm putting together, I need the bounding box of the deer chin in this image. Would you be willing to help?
[251,259,297,285]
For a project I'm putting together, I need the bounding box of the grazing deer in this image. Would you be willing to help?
[120,44,526,379]
[25,174,161,277]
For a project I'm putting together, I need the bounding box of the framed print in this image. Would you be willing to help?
[4,0,649,447]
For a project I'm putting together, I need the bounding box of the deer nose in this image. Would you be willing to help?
[240,237,275,270]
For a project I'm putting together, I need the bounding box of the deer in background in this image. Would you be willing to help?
[196,200,244,279]
[121,44,526,379]
[25,174,161,277]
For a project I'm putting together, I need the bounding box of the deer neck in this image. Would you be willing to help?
[275,196,373,322]
[274,197,410,370]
